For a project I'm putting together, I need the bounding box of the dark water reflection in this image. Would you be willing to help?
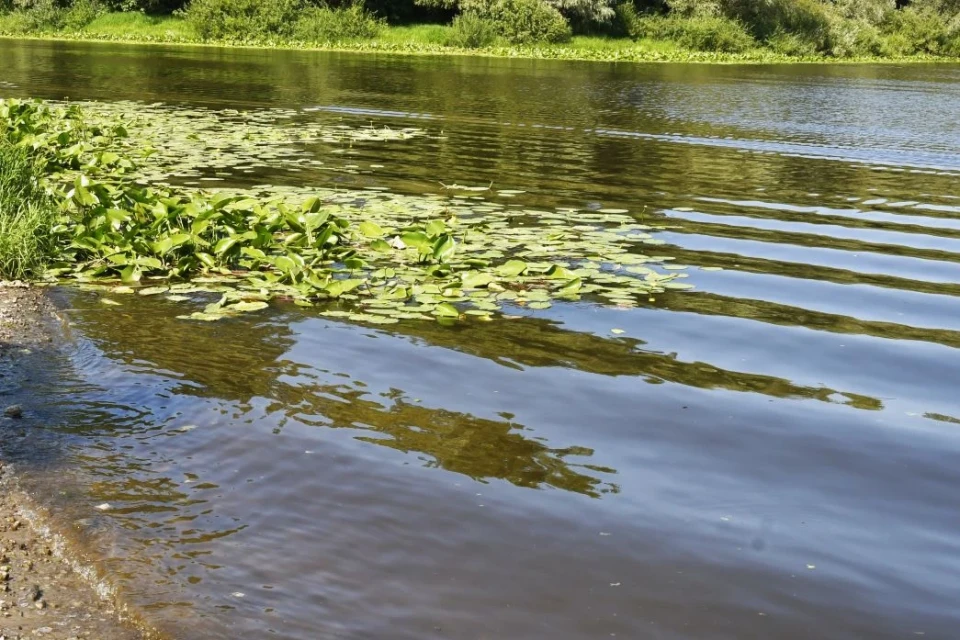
[3,39,960,639]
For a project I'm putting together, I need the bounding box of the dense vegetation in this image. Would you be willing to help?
[0,127,54,280]
[0,98,689,322]
[0,0,958,58]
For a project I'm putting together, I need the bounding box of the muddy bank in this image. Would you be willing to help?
[0,282,145,640]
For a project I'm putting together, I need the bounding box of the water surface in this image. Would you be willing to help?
[2,40,960,639]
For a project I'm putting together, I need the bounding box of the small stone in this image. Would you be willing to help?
[3,406,21,419]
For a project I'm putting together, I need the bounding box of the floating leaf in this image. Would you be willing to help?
[358,221,385,238]
[496,260,528,278]
[461,271,495,289]
[227,301,269,313]
[325,279,364,298]
[138,286,169,296]
[433,302,460,318]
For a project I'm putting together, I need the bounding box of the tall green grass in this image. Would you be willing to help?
[0,141,55,280]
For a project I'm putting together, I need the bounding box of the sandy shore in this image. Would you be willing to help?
[0,282,145,640]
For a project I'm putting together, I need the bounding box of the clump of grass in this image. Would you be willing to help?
[630,14,758,53]
[445,12,499,48]
[293,2,384,43]
[0,141,56,280]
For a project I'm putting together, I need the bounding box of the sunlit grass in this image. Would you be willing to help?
[0,142,55,280]
[374,24,450,46]
[82,13,195,39]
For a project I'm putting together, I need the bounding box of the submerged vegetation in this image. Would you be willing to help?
[0,0,959,60]
[0,98,695,324]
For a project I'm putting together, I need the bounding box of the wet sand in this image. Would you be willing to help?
[0,283,144,640]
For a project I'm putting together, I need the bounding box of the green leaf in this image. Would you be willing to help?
[496,260,528,278]
[214,237,239,255]
[545,264,576,279]
[433,302,460,318]
[241,247,267,261]
[432,234,456,263]
[558,277,582,295]
[273,255,299,274]
[460,271,494,289]
[138,286,169,296]
[72,184,98,207]
[325,279,364,298]
[358,221,385,238]
[120,265,142,284]
[425,220,446,236]
[400,231,431,251]
[227,301,269,313]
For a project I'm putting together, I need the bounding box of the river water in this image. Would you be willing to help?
[2,39,960,639]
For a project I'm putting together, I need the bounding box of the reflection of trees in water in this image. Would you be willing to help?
[67,285,889,497]
[66,292,617,497]
[12,42,957,215]
[269,385,617,497]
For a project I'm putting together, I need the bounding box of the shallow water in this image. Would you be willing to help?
[3,39,960,639]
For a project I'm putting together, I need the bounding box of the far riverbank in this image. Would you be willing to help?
[2,13,957,65]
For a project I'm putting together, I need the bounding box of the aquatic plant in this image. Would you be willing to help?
[1,98,693,324]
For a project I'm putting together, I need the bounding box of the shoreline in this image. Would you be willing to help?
[0,283,150,640]
[1,30,956,66]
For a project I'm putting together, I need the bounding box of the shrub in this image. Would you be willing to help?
[727,0,833,46]
[610,0,642,37]
[632,14,756,52]
[833,0,894,26]
[63,0,105,31]
[545,0,616,27]
[766,28,820,55]
[0,141,55,280]
[293,3,384,42]
[445,11,499,47]
[471,0,572,44]
[184,0,303,40]
[6,0,67,32]
[827,16,886,56]
[882,7,953,55]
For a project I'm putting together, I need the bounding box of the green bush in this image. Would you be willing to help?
[827,16,886,56]
[632,14,756,52]
[833,0,894,26]
[445,11,499,47]
[293,3,384,42]
[0,141,55,280]
[63,0,105,31]
[732,0,833,46]
[544,0,616,27]
[766,28,820,55]
[5,0,67,32]
[473,0,572,44]
[882,7,955,55]
[0,0,103,32]
[184,0,303,40]
[610,0,642,37]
